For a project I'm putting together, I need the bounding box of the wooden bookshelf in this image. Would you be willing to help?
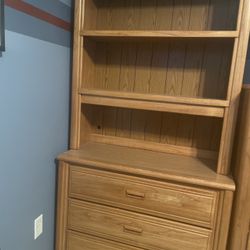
[56,0,250,249]
[71,0,250,182]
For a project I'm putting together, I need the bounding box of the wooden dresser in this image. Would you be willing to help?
[56,1,250,249]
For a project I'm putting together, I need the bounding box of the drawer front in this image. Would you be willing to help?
[67,231,142,250]
[68,199,212,250]
[69,166,218,228]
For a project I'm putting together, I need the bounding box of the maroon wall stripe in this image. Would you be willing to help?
[5,0,71,31]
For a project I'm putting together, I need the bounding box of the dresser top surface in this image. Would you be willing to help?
[58,142,235,191]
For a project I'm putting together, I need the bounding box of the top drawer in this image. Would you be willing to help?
[69,166,218,228]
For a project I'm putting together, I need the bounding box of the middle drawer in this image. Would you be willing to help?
[69,166,218,228]
[68,199,212,250]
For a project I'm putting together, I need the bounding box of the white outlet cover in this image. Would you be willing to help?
[34,214,43,240]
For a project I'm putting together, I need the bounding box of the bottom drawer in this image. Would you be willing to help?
[67,231,142,250]
[68,199,212,250]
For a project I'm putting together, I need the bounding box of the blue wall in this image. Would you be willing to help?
[0,2,71,250]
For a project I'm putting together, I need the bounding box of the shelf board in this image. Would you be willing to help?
[81,30,239,39]
[90,134,218,160]
[80,89,227,118]
[57,142,235,191]
[80,89,229,107]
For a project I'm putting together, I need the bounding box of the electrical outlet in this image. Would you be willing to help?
[34,214,43,240]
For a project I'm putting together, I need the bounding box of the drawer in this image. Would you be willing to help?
[68,199,213,250]
[69,166,218,228]
[67,230,142,250]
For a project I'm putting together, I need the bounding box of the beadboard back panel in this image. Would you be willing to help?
[81,104,222,160]
[82,39,233,100]
[84,0,239,31]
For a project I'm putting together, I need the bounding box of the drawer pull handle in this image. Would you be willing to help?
[123,225,143,235]
[126,189,145,200]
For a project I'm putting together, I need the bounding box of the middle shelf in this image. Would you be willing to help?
[80,89,228,117]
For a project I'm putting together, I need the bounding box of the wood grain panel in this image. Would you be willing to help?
[90,134,218,160]
[149,43,169,94]
[193,117,222,151]
[67,231,142,250]
[95,0,111,30]
[82,30,239,39]
[83,0,97,30]
[130,109,146,140]
[229,86,250,250]
[160,113,179,145]
[82,39,96,90]
[213,191,234,249]
[155,0,174,30]
[55,162,69,250]
[199,42,223,99]
[116,108,132,138]
[226,0,239,30]
[217,0,250,174]
[181,41,204,97]
[139,0,157,30]
[83,105,222,156]
[125,0,141,30]
[208,0,239,31]
[85,0,240,31]
[70,0,84,149]
[171,0,192,30]
[134,43,153,93]
[165,42,186,96]
[208,0,227,30]
[189,0,210,30]
[102,107,117,136]
[247,234,250,250]
[105,43,122,91]
[61,1,244,250]
[82,40,233,100]
[85,104,103,135]
[217,45,233,99]
[144,111,162,142]
[68,199,212,250]
[92,41,107,89]
[176,115,195,147]
[119,43,137,92]
[209,119,223,151]
[69,166,218,228]
[58,142,235,191]
[80,105,92,144]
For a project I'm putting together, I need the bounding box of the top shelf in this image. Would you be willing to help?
[83,0,240,34]
[81,30,239,40]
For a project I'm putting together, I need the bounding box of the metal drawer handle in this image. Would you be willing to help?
[126,189,145,200]
[123,225,143,235]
